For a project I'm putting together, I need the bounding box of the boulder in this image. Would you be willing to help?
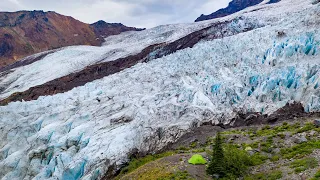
[313,119,320,127]
[293,135,308,144]
[273,148,281,154]
[308,130,316,137]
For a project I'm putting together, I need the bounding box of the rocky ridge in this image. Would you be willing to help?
[0,11,143,68]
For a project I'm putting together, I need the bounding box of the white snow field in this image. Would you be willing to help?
[0,0,320,179]
[0,20,217,100]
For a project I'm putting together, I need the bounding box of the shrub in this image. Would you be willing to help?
[207,132,253,179]
[270,155,280,162]
[250,153,269,166]
[191,148,206,153]
[244,170,282,180]
[290,157,318,173]
[250,141,259,149]
[261,136,274,153]
[178,146,190,151]
[277,133,286,139]
[255,122,301,137]
[190,141,198,148]
[223,145,253,179]
[312,169,320,179]
[262,125,271,130]
[295,123,315,134]
[280,140,320,159]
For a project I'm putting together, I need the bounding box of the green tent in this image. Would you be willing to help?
[188,154,207,165]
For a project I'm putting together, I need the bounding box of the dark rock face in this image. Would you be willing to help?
[0,41,13,56]
[195,0,280,22]
[268,0,281,4]
[0,11,143,68]
[230,102,307,127]
[0,34,13,57]
[90,20,145,38]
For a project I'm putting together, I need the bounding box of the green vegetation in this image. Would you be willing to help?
[255,122,300,137]
[159,171,194,180]
[244,170,283,180]
[250,153,269,166]
[270,155,280,162]
[310,169,320,180]
[280,140,320,159]
[221,145,253,179]
[188,154,207,165]
[190,141,198,148]
[118,151,175,176]
[118,120,320,180]
[190,148,206,153]
[221,129,243,135]
[296,122,316,133]
[207,132,225,177]
[249,141,259,149]
[290,157,318,173]
[277,133,286,139]
[245,121,317,138]
[178,146,190,151]
[261,136,274,153]
[207,132,258,179]
[221,122,305,138]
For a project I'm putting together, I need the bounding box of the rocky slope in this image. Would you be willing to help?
[90,20,145,39]
[195,0,280,22]
[0,11,143,68]
[0,0,319,179]
[116,115,320,180]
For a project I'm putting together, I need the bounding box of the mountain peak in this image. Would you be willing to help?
[91,20,124,27]
[90,20,145,38]
[0,11,143,68]
[195,0,281,22]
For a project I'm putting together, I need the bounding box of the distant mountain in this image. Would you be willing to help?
[0,11,143,68]
[195,0,280,22]
[90,20,145,38]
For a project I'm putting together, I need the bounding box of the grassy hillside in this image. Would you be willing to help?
[115,116,320,179]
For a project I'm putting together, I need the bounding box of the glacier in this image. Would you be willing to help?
[0,21,216,100]
[0,0,320,179]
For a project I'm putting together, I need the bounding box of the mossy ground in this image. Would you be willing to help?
[116,116,320,180]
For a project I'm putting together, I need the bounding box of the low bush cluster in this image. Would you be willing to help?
[290,157,318,173]
[206,132,256,179]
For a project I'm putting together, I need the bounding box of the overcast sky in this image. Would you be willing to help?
[1,0,231,28]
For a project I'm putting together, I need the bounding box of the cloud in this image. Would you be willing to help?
[0,0,231,28]
[1,0,24,11]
